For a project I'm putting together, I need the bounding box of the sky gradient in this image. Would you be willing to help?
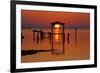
[21,10,90,29]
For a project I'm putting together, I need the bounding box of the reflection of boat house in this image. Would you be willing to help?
[51,21,65,55]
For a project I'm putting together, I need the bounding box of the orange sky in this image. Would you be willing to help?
[21,10,90,29]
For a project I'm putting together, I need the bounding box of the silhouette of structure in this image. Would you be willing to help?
[32,29,54,52]
[36,33,39,44]
[51,21,65,55]
[67,33,70,44]
[75,27,77,44]
[21,33,24,45]
[32,29,45,42]
[48,32,52,44]
[23,21,66,55]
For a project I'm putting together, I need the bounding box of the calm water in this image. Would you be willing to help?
[21,29,90,63]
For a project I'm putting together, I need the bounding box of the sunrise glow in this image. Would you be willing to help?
[54,24,61,28]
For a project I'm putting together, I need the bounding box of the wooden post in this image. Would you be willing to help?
[32,30,35,40]
[75,27,77,44]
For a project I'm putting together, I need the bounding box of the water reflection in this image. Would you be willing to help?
[54,29,60,42]
[21,29,90,62]
[22,29,65,55]
[22,22,65,55]
[55,34,60,42]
